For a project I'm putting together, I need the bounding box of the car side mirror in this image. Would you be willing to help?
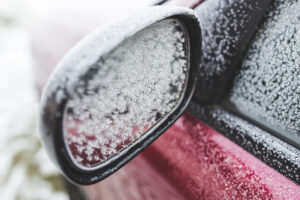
[39,6,201,185]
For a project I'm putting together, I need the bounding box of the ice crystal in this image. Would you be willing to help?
[64,19,188,168]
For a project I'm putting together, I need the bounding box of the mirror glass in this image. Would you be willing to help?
[63,18,190,168]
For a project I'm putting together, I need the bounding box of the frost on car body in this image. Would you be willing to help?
[227,0,300,147]
[194,0,271,102]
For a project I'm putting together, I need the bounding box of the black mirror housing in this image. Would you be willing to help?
[39,6,201,185]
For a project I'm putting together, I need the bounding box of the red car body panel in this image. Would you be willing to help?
[84,114,300,200]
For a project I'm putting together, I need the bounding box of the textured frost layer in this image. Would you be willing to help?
[188,102,300,184]
[194,0,265,100]
[228,0,300,143]
[197,0,255,79]
[64,19,188,168]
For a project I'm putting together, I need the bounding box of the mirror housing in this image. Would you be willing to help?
[39,6,201,185]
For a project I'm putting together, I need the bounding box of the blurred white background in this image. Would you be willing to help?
[0,0,157,199]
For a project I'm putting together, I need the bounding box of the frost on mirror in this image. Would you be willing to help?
[63,19,189,168]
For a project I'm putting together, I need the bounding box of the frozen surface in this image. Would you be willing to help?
[40,6,196,104]
[84,113,300,199]
[228,0,300,143]
[188,102,300,184]
[64,19,189,168]
[129,114,300,199]
[196,0,254,78]
[194,0,269,101]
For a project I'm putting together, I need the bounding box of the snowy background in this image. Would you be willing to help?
[0,0,157,199]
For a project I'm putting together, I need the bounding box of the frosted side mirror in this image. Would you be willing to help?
[39,6,201,185]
